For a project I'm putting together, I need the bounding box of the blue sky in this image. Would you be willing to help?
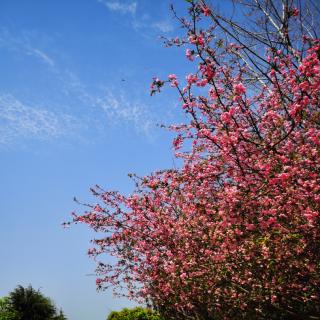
[0,0,195,319]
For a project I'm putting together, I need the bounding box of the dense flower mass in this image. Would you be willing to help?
[70,1,320,319]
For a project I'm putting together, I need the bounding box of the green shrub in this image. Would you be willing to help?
[107,307,163,320]
[0,297,16,320]
[2,285,67,320]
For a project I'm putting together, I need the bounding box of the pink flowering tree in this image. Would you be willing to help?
[68,1,320,319]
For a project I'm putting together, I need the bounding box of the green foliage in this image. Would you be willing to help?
[0,297,16,320]
[107,307,163,320]
[6,285,67,320]
[8,285,56,320]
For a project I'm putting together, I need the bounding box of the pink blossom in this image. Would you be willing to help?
[186,48,194,61]
[234,82,246,95]
[201,6,211,17]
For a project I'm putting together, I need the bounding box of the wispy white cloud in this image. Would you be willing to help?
[0,28,55,67]
[97,1,174,34]
[24,47,55,67]
[64,79,154,136]
[151,20,174,33]
[96,89,153,136]
[98,0,137,15]
[42,67,155,136]
[0,94,79,144]
[0,28,155,143]
[132,18,174,34]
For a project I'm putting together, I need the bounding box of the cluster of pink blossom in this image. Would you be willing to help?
[70,3,320,319]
